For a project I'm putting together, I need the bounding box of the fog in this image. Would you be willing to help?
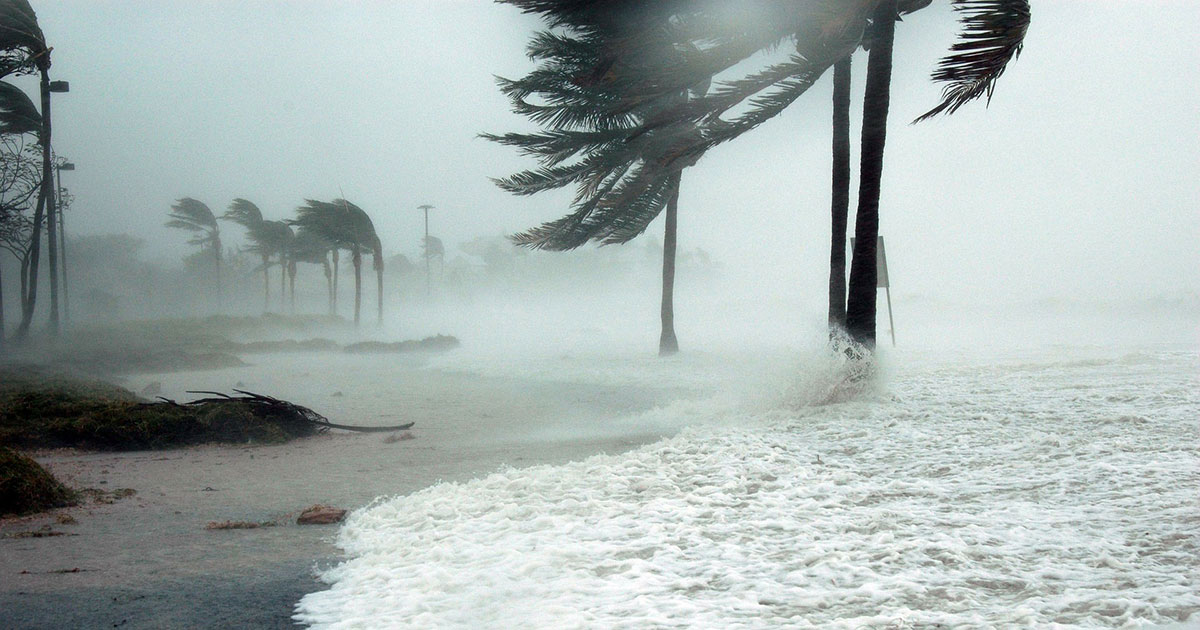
[3,3,1199,629]
[4,1,1193,350]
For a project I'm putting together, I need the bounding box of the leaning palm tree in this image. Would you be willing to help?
[166,198,222,308]
[291,199,382,326]
[337,199,384,326]
[0,79,37,350]
[288,229,334,314]
[1,0,57,337]
[499,0,1029,350]
[488,9,709,355]
[222,198,271,310]
[263,220,294,308]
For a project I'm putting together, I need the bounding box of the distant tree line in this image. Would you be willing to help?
[165,197,385,327]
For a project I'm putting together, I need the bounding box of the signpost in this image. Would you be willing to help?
[850,235,895,347]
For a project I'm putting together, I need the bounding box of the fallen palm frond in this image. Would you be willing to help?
[183,390,415,433]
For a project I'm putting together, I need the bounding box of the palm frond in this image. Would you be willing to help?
[0,0,46,76]
[223,198,264,227]
[913,0,1030,123]
[166,197,217,231]
[0,79,38,135]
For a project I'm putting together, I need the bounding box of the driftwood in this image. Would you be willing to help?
[176,389,415,433]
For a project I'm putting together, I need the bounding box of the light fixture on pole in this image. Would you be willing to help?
[417,204,434,296]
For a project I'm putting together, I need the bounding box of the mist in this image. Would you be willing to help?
[1,2,1198,629]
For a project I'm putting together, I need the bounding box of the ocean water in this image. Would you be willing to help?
[294,342,1199,629]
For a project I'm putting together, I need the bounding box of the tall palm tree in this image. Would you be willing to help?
[488,8,709,355]
[844,2,896,349]
[264,220,293,309]
[337,199,383,326]
[291,199,382,326]
[222,198,270,311]
[500,0,1029,350]
[1,0,55,338]
[828,57,852,336]
[288,229,334,313]
[166,198,222,308]
[0,79,38,350]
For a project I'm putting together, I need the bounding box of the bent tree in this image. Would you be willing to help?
[499,0,1030,352]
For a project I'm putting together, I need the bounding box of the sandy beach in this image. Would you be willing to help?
[0,351,691,629]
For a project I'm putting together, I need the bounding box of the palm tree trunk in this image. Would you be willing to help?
[829,55,852,336]
[375,256,384,326]
[214,237,222,313]
[0,264,6,353]
[845,0,896,350]
[280,256,287,305]
[352,246,362,327]
[659,172,681,356]
[331,249,339,315]
[15,187,47,338]
[288,261,297,313]
[322,259,333,314]
[262,255,270,312]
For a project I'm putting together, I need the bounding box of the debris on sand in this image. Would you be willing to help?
[205,520,278,530]
[382,432,415,444]
[343,334,459,354]
[297,505,346,525]
[0,447,77,516]
[2,525,76,539]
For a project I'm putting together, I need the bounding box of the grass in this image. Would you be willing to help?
[0,446,77,517]
[0,366,320,451]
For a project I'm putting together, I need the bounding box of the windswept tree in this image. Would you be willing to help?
[223,198,270,310]
[497,0,1029,352]
[0,80,37,348]
[1,0,61,337]
[488,4,711,355]
[166,198,222,308]
[288,229,334,314]
[291,199,383,326]
[339,199,384,326]
[222,199,296,313]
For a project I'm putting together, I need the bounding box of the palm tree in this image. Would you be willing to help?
[288,229,334,313]
[337,199,384,326]
[222,198,270,310]
[264,220,293,309]
[828,57,852,337]
[291,199,382,326]
[166,198,222,308]
[844,2,896,349]
[488,8,709,355]
[500,0,1030,350]
[1,0,56,338]
[0,79,38,349]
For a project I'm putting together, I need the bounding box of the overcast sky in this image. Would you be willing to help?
[20,0,1200,306]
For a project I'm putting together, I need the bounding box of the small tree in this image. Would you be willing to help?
[166,198,222,309]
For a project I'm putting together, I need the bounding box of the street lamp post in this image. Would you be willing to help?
[56,161,75,326]
[43,79,69,333]
[417,204,434,296]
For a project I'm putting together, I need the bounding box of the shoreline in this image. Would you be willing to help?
[0,353,688,629]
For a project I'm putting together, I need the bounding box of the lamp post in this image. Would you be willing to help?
[43,79,68,333]
[417,204,434,296]
[56,161,75,326]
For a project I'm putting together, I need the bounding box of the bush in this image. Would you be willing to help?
[0,447,76,516]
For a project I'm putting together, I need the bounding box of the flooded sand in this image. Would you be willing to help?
[0,352,688,630]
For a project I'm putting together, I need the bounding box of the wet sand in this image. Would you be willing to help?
[0,353,687,629]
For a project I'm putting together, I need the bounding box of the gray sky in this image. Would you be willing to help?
[23,0,1200,306]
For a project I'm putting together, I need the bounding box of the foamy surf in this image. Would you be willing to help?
[295,347,1199,629]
